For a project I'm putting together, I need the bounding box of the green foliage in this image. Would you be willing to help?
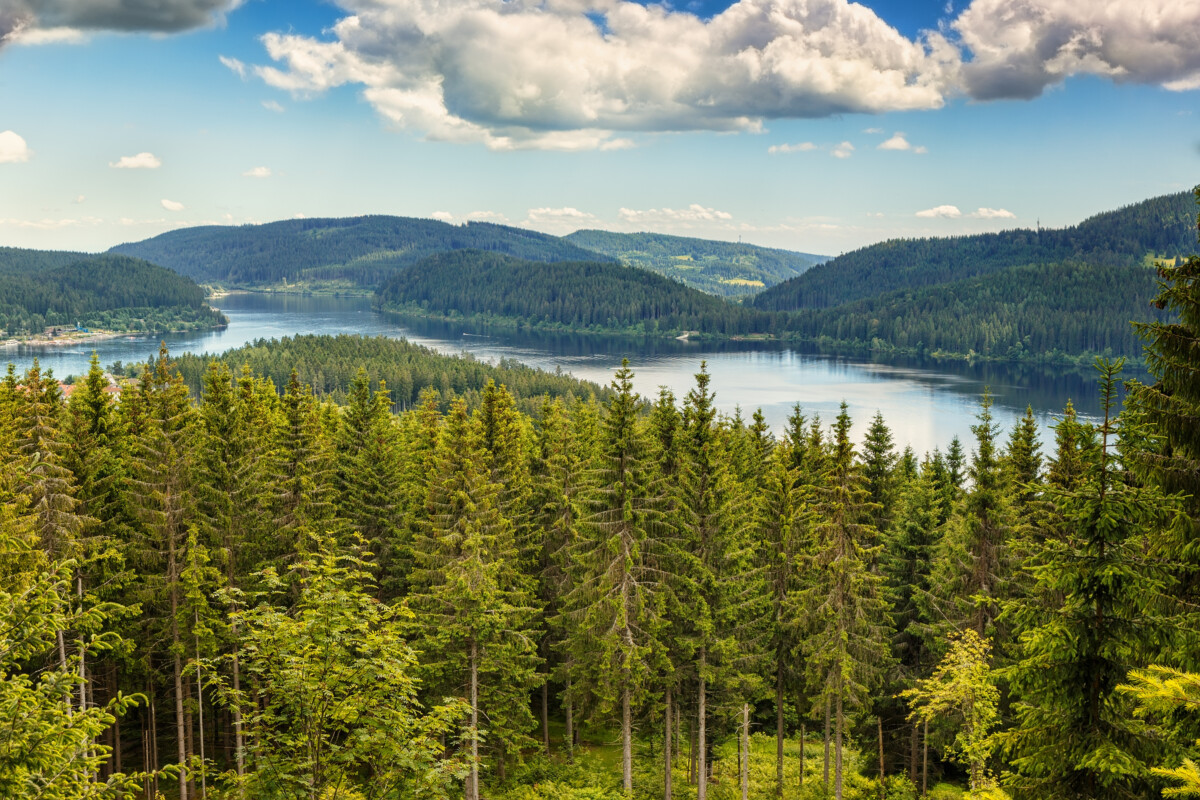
[0,520,143,799]
[563,230,825,298]
[770,260,1167,361]
[229,536,467,799]
[111,215,609,288]
[376,250,770,337]
[903,630,999,792]
[172,334,605,414]
[1121,666,1200,798]
[0,251,222,335]
[753,190,1195,311]
[1000,360,1181,799]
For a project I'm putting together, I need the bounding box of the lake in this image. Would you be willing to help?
[2,293,1145,458]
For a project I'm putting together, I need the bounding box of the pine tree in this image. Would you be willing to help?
[128,344,199,800]
[861,411,899,533]
[936,392,1013,639]
[799,403,892,800]
[1129,186,1200,555]
[757,446,808,795]
[271,370,340,558]
[336,370,404,589]
[679,363,767,800]
[1000,359,1181,800]
[410,398,539,798]
[565,362,669,795]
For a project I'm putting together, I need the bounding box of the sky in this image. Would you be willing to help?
[0,0,1197,256]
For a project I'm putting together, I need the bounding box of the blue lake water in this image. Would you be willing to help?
[2,292,1144,458]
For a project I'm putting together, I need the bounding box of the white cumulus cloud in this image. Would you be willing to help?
[110,152,161,169]
[916,204,962,218]
[430,211,454,223]
[971,207,1015,219]
[878,132,926,151]
[832,141,855,159]
[161,198,184,211]
[619,205,734,225]
[243,166,271,178]
[245,0,952,150]
[950,0,1200,99]
[0,131,32,163]
[523,206,598,233]
[768,142,818,155]
[261,99,285,112]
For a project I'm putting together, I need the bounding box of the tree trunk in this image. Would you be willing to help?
[469,638,479,800]
[185,673,195,800]
[878,716,885,800]
[622,683,633,795]
[800,722,805,787]
[835,694,844,800]
[231,634,245,780]
[688,706,696,785]
[909,721,918,784]
[542,682,551,757]
[922,719,929,798]
[172,602,188,800]
[698,648,707,800]
[665,687,673,800]
[150,683,160,799]
[197,624,207,800]
[741,702,750,800]
[823,695,830,790]
[565,676,575,763]
[58,629,71,716]
[776,667,784,796]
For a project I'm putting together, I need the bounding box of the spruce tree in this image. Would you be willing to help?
[409,398,539,798]
[1000,360,1181,800]
[798,403,891,800]
[565,361,669,795]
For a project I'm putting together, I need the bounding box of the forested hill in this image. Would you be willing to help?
[563,229,826,298]
[109,216,611,290]
[375,250,769,336]
[752,190,1194,310]
[779,260,1168,360]
[0,250,224,335]
[171,333,605,413]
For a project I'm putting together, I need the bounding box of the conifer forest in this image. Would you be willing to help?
[4,211,1200,800]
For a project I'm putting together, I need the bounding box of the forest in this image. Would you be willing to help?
[4,202,1200,800]
[110,217,609,289]
[0,251,225,336]
[774,260,1171,362]
[562,231,825,298]
[752,191,1196,311]
[374,250,772,336]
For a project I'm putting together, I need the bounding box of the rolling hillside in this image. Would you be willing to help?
[375,250,769,336]
[563,229,825,297]
[0,249,225,335]
[110,216,612,291]
[752,191,1194,311]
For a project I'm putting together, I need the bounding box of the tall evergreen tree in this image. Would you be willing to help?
[1000,360,1181,800]
[799,403,892,800]
[410,398,539,798]
[565,362,669,795]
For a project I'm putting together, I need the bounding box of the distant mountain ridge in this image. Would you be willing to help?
[109,216,612,290]
[752,191,1195,311]
[563,229,826,298]
[109,215,828,297]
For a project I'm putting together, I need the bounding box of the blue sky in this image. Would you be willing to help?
[0,0,1196,255]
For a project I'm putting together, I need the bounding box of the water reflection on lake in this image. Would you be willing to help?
[3,293,1146,458]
